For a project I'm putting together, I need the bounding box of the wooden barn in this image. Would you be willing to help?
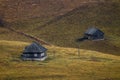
[84,27,104,40]
[21,42,47,61]
[76,27,104,42]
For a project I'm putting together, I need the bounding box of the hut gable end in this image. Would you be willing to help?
[84,27,104,40]
[24,42,47,53]
[21,42,47,61]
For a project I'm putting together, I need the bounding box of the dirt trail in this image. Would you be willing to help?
[6,27,51,45]
[35,1,104,30]
[4,1,105,45]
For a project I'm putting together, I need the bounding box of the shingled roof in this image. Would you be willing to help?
[85,27,104,35]
[23,42,47,53]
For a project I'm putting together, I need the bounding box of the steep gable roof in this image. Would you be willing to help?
[85,28,104,35]
[23,42,47,53]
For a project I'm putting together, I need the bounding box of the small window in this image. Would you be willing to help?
[34,54,38,57]
[24,54,29,57]
[41,53,44,57]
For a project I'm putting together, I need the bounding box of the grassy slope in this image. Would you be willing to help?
[11,1,120,55]
[0,27,32,42]
[0,0,90,22]
[0,40,120,80]
[0,1,120,80]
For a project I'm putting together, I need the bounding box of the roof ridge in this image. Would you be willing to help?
[23,42,47,53]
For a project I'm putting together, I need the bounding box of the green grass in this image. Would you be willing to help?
[0,40,120,80]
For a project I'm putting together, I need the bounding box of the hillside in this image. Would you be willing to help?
[0,40,120,80]
[0,0,95,22]
[0,27,32,42]
[0,0,120,80]
[7,1,120,55]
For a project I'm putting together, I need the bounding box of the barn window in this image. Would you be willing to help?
[24,54,30,57]
[34,54,38,57]
[41,53,44,57]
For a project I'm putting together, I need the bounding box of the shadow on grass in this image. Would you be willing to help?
[79,40,120,56]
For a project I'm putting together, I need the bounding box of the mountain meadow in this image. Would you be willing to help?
[0,0,120,80]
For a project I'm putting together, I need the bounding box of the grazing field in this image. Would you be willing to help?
[0,27,32,42]
[0,40,120,80]
[0,1,120,55]
[8,1,120,55]
[0,1,120,80]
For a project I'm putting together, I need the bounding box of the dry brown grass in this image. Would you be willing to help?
[0,40,120,80]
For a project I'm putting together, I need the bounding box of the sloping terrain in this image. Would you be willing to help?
[8,1,120,55]
[0,1,120,80]
[0,27,32,42]
[0,40,120,80]
[0,0,94,22]
[0,0,120,55]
